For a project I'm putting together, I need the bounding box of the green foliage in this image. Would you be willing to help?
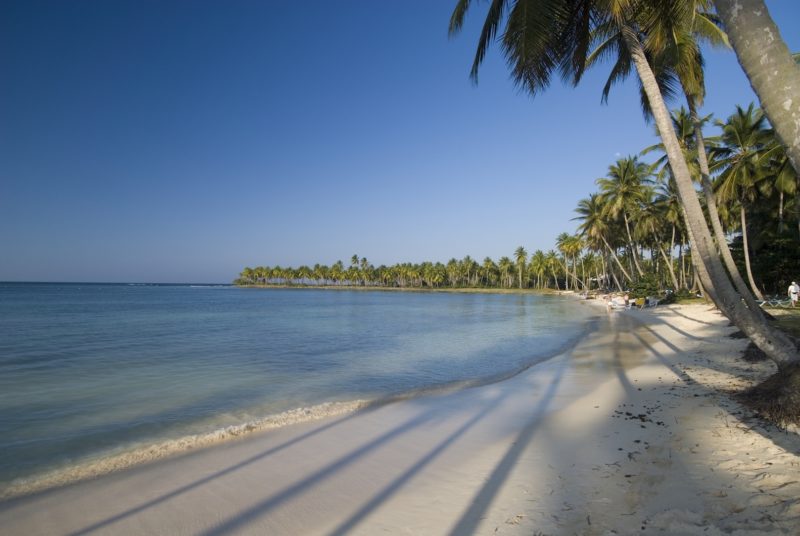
[730,235,800,295]
[626,274,662,299]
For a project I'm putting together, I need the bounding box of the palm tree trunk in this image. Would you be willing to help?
[611,270,623,292]
[680,203,724,310]
[689,98,765,318]
[623,212,645,277]
[740,205,765,300]
[714,0,800,174]
[623,27,799,369]
[602,237,632,282]
[651,222,681,291]
[679,242,687,290]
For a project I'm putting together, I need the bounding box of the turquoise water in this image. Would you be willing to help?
[0,283,594,491]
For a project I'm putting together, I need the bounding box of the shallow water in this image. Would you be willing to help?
[0,283,594,489]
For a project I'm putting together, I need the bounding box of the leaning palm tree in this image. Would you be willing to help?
[713,0,800,174]
[450,0,799,368]
[597,1,768,315]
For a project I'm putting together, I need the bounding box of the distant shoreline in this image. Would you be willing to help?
[235,284,570,296]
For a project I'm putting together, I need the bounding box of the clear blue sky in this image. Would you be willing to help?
[2,1,799,283]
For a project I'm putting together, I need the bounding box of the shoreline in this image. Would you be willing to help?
[235,283,569,296]
[0,297,599,502]
[3,304,799,534]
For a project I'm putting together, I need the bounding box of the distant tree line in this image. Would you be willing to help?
[237,101,799,298]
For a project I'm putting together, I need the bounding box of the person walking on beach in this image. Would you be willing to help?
[789,281,799,307]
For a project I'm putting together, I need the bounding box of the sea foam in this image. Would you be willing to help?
[0,399,369,500]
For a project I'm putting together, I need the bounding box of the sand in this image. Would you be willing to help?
[2,303,800,535]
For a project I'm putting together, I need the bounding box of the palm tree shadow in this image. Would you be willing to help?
[632,326,800,454]
[633,310,710,341]
[447,356,569,535]
[197,405,443,536]
[662,306,721,326]
[326,388,512,536]
[66,411,362,536]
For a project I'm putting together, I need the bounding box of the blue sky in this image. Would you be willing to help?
[2,1,799,283]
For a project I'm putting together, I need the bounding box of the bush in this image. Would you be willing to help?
[627,274,662,299]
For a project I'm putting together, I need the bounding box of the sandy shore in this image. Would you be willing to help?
[2,303,800,535]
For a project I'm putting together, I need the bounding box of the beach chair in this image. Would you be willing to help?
[645,297,660,308]
[761,296,792,308]
[609,297,631,310]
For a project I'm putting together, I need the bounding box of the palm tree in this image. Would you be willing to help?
[714,0,800,174]
[513,246,527,289]
[529,250,547,288]
[594,0,768,312]
[446,258,460,287]
[565,234,586,289]
[762,138,798,235]
[482,256,497,287]
[360,257,371,286]
[713,103,773,300]
[544,250,561,290]
[450,0,799,368]
[574,193,632,287]
[497,256,513,288]
[555,233,574,289]
[239,267,255,285]
[596,156,653,277]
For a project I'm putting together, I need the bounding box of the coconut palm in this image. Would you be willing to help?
[513,247,527,289]
[450,0,799,368]
[713,0,800,174]
[497,256,513,288]
[528,250,547,288]
[543,250,561,290]
[596,156,654,277]
[574,193,632,287]
[482,256,497,287]
[713,103,774,300]
[611,1,767,313]
[764,140,798,235]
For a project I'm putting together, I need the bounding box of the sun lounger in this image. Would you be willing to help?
[759,297,792,308]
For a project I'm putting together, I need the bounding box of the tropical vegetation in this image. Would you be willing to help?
[239,0,800,415]
[236,102,797,300]
[446,0,800,417]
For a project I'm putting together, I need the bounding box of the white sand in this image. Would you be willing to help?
[2,303,800,535]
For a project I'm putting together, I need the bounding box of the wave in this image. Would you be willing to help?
[0,399,370,501]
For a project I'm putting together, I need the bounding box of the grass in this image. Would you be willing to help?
[766,307,800,338]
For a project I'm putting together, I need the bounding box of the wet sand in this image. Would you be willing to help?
[2,303,799,534]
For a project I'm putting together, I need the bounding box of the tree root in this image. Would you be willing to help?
[738,364,800,427]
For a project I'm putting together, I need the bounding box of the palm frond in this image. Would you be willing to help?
[503,0,569,95]
[692,10,729,48]
[448,0,475,36]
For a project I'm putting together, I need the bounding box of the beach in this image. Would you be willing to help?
[2,303,800,535]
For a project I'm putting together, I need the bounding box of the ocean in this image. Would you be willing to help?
[0,282,595,495]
